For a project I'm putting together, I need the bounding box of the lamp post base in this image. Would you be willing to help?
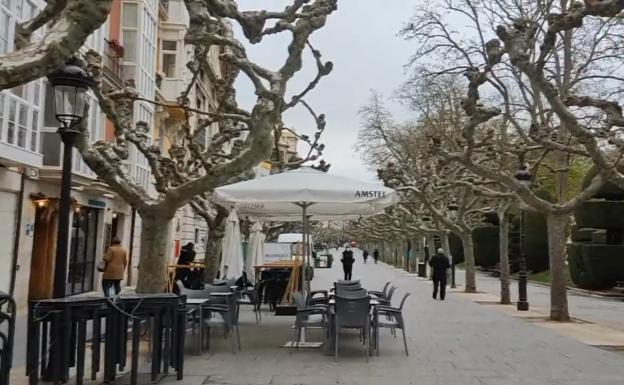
[517,301,529,311]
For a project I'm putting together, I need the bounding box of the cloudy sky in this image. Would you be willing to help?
[236,0,419,183]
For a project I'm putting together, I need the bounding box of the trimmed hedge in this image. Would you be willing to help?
[575,200,624,229]
[449,233,464,264]
[569,165,624,289]
[567,243,624,289]
[473,225,499,268]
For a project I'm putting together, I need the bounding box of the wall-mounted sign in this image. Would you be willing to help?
[88,199,106,208]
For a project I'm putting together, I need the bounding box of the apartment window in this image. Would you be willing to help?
[122,3,138,62]
[161,40,176,77]
[194,229,199,244]
[0,10,9,54]
[41,131,60,166]
[17,102,27,147]
[30,110,38,151]
[7,98,16,144]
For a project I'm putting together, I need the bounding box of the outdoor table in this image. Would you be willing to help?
[104,294,184,385]
[166,263,206,292]
[185,298,212,355]
[27,296,107,385]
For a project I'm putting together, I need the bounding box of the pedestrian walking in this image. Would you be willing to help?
[363,249,369,264]
[341,245,355,280]
[101,237,128,297]
[373,248,379,264]
[429,248,450,300]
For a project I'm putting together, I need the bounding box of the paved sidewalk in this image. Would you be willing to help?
[455,269,624,333]
[177,250,624,385]
[11,250,624,385]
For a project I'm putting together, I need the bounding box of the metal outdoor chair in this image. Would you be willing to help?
[332,283,362,293]
[368,281,391,299]
[333,295,371,361]
[237,279,267,323]
[289,292,329,353]
[307,290,329,307]
[336,288,367,298]
[203,292,241,354]
[376,286,397,306]
[373,293,411,356]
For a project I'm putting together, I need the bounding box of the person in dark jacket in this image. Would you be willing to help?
[362,249,369,264]
[341,246,355,280]
[428,248,450,300]
[176,242,196,287]
[373,248,379,264]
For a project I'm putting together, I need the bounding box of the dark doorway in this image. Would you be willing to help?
[67,206,100,295]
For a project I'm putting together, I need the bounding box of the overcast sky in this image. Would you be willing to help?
[235,0,418,183]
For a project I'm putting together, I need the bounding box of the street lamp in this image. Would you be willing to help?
[48,59,94,298]
[514,164,531,311]
[447,201,459,288]
[420,215,432,278]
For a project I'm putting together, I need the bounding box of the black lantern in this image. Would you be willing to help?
[448,201,459,220]
[514,164,532,188]
[47,58,94,131]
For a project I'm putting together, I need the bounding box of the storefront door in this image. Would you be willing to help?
[67,206,100,295]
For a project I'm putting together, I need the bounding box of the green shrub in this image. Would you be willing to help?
[473,225,499,268]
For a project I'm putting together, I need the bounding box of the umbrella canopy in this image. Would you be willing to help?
[246,223,265,282]
[212,167,398,219]
[220,209,244,279]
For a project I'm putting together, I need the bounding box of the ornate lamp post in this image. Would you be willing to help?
[421,215,432,278]
[47,59,94,298]
[447,202,459,288]
[514,164,532,311]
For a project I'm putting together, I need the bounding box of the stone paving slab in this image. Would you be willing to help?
[176,250,624,385]
[11,249,624,385]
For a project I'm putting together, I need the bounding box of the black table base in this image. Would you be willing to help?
[27,294,186,385]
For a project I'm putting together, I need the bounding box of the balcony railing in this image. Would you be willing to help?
[103,40,124,87]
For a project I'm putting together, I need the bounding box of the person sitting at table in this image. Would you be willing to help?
[176,242,195,287]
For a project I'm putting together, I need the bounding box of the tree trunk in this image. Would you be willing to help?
[498,212,511,304]
[135,213,173,293]
[460,232,477,293]
[547,213,570,321]
[426,235,435,279]
[204,233,223,283]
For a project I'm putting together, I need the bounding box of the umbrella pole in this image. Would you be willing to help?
[302,204,309,295]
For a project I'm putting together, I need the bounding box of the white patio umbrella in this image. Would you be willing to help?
[212,167,398,291]
[246,222,266,283]
[219,209,244,279]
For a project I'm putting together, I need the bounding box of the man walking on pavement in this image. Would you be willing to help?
[362,249,369,264]
[429,248,450,300]
[373,248,379,264]
[341,245,355,280]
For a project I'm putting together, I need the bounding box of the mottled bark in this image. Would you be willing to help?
[204,234,223,283]
[0,0,112,89]
[460,232,477,293]
[498,211,511,305]
[135,214,173,293]
[547,213,570,321]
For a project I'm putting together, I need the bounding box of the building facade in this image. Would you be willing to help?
[0,0,302,312]
[0,0,221,312]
